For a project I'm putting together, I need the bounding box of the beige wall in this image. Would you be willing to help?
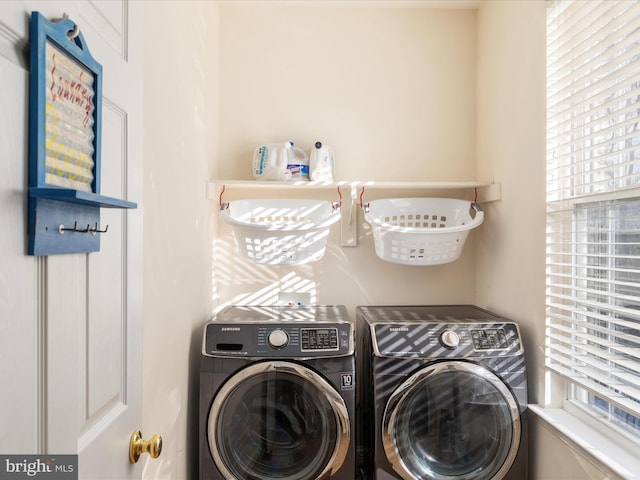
[476,0,547,413]
[530,420,617,480]
[214,2,480,312]
[476,3,618,479]
[143,2,219,478]
[142,1,614,479]
[217,3,477,182]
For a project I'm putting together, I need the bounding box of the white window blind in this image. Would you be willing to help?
[546,0,640,437]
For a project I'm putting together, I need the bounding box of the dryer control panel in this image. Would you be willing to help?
[371,322,523,359]
[203,322,353,358]
[469,327,509,350]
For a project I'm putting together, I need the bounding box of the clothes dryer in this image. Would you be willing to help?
[199,305,356,480]
[357,305,528,480]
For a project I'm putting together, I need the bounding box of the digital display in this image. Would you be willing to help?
[301,328,339,351]
[470,328,508,350]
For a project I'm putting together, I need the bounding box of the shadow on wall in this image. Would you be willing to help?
[211,236,328,309]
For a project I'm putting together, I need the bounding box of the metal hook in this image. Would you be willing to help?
[359,186,366,208]
[59,222,91,234]
[219,185,226,206]
[90,223,109,234]
[67,23,80,40]
[59,221,77,234]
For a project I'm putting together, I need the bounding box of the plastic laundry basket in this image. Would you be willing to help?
[363,197,484,266]
[220,198,341,265]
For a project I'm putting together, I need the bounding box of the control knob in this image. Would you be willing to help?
[268,329,289,349]
[440,330,460,349]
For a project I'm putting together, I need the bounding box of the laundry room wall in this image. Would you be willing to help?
[211,1,615,480]
[139,1,615,479]
[476,2,612,479]
[214,1,480,311]
[142,1,219,478]
[474,1,549,478]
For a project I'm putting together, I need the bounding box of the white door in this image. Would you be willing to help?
[0,1,144,478]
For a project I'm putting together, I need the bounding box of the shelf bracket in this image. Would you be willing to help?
[341,183,358,247]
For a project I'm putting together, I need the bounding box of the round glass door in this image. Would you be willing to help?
[208,361,350,480]
[383,361,521,480]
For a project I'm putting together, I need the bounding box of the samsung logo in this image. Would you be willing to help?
[221,327,241,331]
[390,327,409,332]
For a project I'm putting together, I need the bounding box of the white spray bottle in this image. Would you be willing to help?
[309,141,334,182]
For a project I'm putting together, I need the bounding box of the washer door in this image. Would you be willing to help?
[383,361,521,480]
[208,361,350,480]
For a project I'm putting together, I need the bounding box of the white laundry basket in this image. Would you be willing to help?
[363,197,484,266]
[220,199,341,265]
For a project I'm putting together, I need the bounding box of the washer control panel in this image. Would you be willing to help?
[204,322,352,357]
[301,328,339,351]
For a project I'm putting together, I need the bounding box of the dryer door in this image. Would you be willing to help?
[208,361,350,480]
[383,361,521,480]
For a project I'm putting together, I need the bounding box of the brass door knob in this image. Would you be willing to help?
[129,430,162,463]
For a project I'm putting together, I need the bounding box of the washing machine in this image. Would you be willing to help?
[356,305,528,480]
[199,305,357,480]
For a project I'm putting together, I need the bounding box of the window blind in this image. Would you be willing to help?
[546,0,640,434]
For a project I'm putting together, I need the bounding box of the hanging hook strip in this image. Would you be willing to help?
[59,222,109,234]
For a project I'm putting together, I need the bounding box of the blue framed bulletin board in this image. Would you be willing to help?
[28,12,136,256]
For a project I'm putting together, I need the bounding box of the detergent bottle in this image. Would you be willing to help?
[252,142,293,181]
[309,141,334,182]
[285,142,310,180]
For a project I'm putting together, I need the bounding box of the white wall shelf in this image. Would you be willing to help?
[210,180,501,248]
[209,180,501,201]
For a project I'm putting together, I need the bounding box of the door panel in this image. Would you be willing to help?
[0,32,40,456]
[76,0,126,58]
[87,101,127,420]
[0,1,143,478]
[47,254,86,454]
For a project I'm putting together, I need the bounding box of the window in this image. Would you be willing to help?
[546,0,640,442]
